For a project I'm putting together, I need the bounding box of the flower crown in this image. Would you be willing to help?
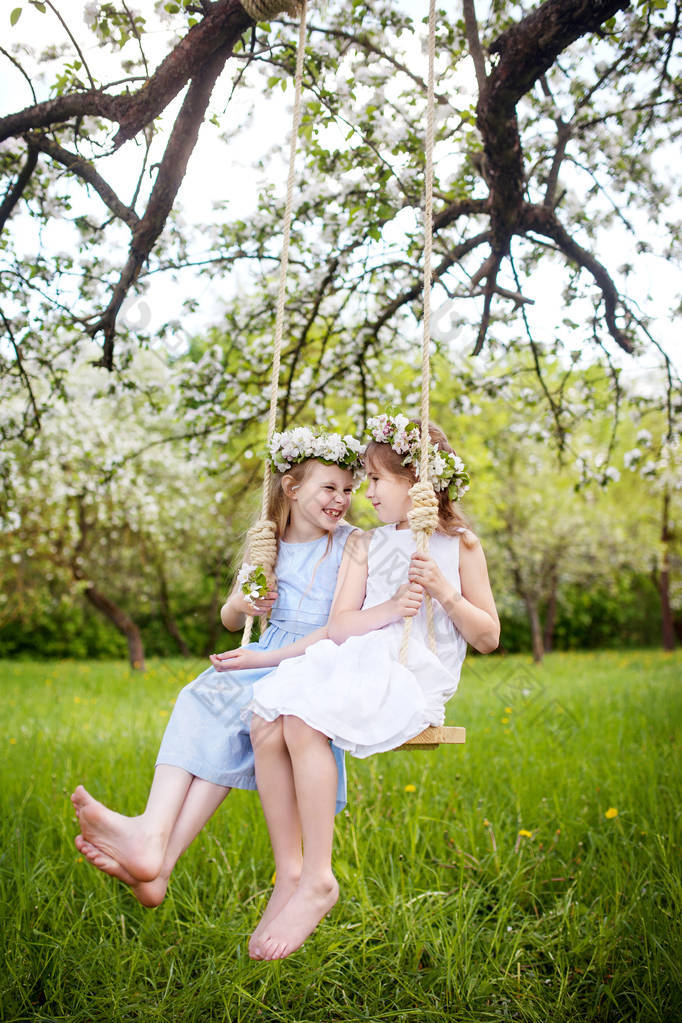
[365,413,470,501]
[268,427,366,484]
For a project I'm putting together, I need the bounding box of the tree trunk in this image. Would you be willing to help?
[83,584,146,670]
[525,596,545,663]
[660,488,676,651]
[543,567,559,653]
[157,563,191,656]
[202,570,224,658]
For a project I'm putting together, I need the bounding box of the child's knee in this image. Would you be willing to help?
[250,715,284,753]
[282,715,320,749]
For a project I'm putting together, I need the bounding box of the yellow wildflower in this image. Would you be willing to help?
[605,807,618,819]
[404,784,417,793]
[518,829,533,838]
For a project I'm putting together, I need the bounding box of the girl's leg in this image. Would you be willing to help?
[259,716,339,961]
[249,716,304,958]
[75,777,230,906]
[71,765,195,881]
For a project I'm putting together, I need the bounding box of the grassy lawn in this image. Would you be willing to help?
[1,650,681,1022]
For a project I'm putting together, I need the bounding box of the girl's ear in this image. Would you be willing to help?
[281,474,299,500]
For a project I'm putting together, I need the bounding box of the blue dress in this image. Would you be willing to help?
[156,525,353,812]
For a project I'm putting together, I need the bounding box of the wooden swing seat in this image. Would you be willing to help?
[396,725,466,750]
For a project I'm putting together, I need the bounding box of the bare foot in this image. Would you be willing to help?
[71,785,165,882]
[74,835,169,908]
[248,873,301,960]
[259,874,339,960]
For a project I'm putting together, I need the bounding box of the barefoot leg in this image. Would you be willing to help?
[75,835,169,908]
[75,777,230,906]
[71,765,193,881]
[259,717,338,960]
[249,716,303,960]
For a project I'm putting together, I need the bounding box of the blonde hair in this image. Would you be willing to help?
[364,420,475,543]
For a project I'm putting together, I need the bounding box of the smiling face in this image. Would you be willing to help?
[284,460,354,540]
[365,455,413,528]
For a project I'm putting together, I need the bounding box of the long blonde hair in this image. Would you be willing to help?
[364,420,475,543]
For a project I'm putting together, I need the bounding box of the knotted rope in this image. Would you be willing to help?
[399,0,438,667]
[240,0,308,645]
[241,0,303,20]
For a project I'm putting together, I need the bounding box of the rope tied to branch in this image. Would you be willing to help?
[240,0,308,646]
[399,0,438,668]
[241,0,303,21]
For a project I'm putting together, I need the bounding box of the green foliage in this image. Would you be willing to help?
[1,652,681,1020]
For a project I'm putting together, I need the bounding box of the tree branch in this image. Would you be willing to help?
[88,41,234,366]
[521,203,632,352]
[462,0,487,95]
[112,0,251,147]
[0,143,38,233]
[0,92,119,146]
[0,307,42,431]
[281,256,339,429]
[0,0,250,148]
[25,134,140,229]
[472,253,501,355]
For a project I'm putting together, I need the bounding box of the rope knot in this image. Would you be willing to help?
[407,480,439,543]
[241,0,303,20]
[245,518,278,587]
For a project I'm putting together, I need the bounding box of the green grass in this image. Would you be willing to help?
[1,650,681,1022]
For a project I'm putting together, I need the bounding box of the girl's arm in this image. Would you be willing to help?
[220,585,278,632]
[212,528,375,669]
[327,530,423,644]
[209,624,328,672]
[409,533,500,653]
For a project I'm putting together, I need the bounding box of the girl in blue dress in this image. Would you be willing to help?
[71,429,364,923]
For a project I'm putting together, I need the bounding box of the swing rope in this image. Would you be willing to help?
[240,0,309,646]
[399,0,439,667]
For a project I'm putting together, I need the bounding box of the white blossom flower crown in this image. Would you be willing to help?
[365,413,470,501]
[268,427,366,485]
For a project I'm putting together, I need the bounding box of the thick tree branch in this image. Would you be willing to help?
[0,92,119,146]
[0,0,250,148]
[488,0,631,99]
[89,42,234,367]
[113,0,251,146]
[478,0,630,254]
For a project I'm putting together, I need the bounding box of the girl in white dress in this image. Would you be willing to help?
[245,415,500,960]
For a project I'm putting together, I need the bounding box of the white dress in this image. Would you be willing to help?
[247,524,468,757]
